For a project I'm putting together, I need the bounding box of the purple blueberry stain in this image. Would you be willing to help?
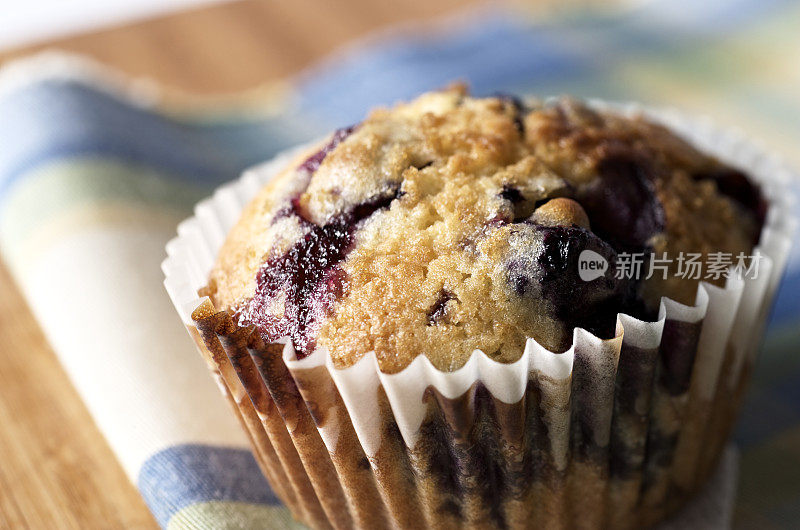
[535,225,624,305]
[240,122,406,358]
[493,92,526,135]
[428,289,457,325]
[298,125,357,175]
[498,184,543,223]
[499,185,524,204]
[578,153,665,252]
[692,167,767,236]
[241,187,400,358]
[287,125,358,222]
[505,223,640,344]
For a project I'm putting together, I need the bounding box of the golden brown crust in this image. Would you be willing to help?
[208,87,760,373]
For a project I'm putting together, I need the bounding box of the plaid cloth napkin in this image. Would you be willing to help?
[1,1,798,528]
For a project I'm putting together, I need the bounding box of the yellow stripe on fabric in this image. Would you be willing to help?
[0,157,209,268]
[0,201,186,286]
[619,65,800,166]
[0,157,207,242]
[614,4,800,168]
[167,501,304,530]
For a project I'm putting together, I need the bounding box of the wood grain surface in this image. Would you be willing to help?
[0,0,474,95]
[0,0,472,527]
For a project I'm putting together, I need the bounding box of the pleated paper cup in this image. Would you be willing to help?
[163,102,796,529]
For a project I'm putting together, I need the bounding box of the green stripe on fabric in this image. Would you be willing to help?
[167,501,305,530]
[0,156,210,245]
[0,203,190,285]
[603,3,800,168]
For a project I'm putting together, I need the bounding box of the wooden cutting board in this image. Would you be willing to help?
[0,0,471,527]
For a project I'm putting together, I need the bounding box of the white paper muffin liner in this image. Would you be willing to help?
[163,102,796,530]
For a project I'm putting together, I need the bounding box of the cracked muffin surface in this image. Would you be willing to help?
[206,86,763,373]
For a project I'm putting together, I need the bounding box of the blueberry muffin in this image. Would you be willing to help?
[185,86,783,530]
[206,85,763,373]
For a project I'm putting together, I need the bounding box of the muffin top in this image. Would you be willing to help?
[206,86,764,373]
